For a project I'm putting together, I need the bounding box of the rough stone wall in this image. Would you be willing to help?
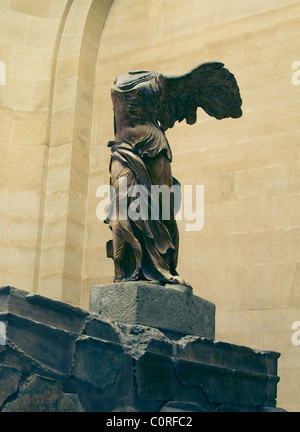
[0,287,283,412]
[0,0,300,412]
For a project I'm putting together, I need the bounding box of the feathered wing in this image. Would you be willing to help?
[156,62,242,131]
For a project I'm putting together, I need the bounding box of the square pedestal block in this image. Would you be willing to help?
[89,282,215,340]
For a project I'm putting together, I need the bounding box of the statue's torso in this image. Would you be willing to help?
[111,75,172,161]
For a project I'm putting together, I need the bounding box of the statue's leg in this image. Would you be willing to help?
[143,152,179,270]
[109,157,143,281]
[111,221,125,281]
[111,218,142,282]
[143,152,190,286]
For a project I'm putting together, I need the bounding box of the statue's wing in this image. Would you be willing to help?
[157,62,242,131]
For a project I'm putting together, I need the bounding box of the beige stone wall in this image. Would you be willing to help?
[1,0,300,411]
[0,0,113,303]
[0,0,64,292]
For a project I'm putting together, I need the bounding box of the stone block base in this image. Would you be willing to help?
[89,282,215,340]
[0,286,285,412]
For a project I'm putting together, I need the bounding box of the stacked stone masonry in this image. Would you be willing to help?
[0,286,284,412]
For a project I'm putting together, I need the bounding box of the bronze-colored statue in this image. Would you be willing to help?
[105,62,242,285]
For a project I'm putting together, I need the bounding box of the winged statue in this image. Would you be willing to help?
[105,62,242,285]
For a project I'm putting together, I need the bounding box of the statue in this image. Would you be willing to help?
[105,62,242,285]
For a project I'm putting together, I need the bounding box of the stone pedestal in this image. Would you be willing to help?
[89,282,215,340]
[0,285,285,412]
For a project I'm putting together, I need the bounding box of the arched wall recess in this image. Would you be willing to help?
[34,0,114,306]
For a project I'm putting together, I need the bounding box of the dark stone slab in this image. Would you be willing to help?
[2,375,84,412]
[176,336,280,376]
[83,315,121,344]
[72,337,124,392]
[0,286,89,334]
[134,351,175,401]
[175,359,279,407]
[118,324,174,359]
[89,282,215,339]
[0,365,21,407]
[3,313,77,376]
[160,401,205,412]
